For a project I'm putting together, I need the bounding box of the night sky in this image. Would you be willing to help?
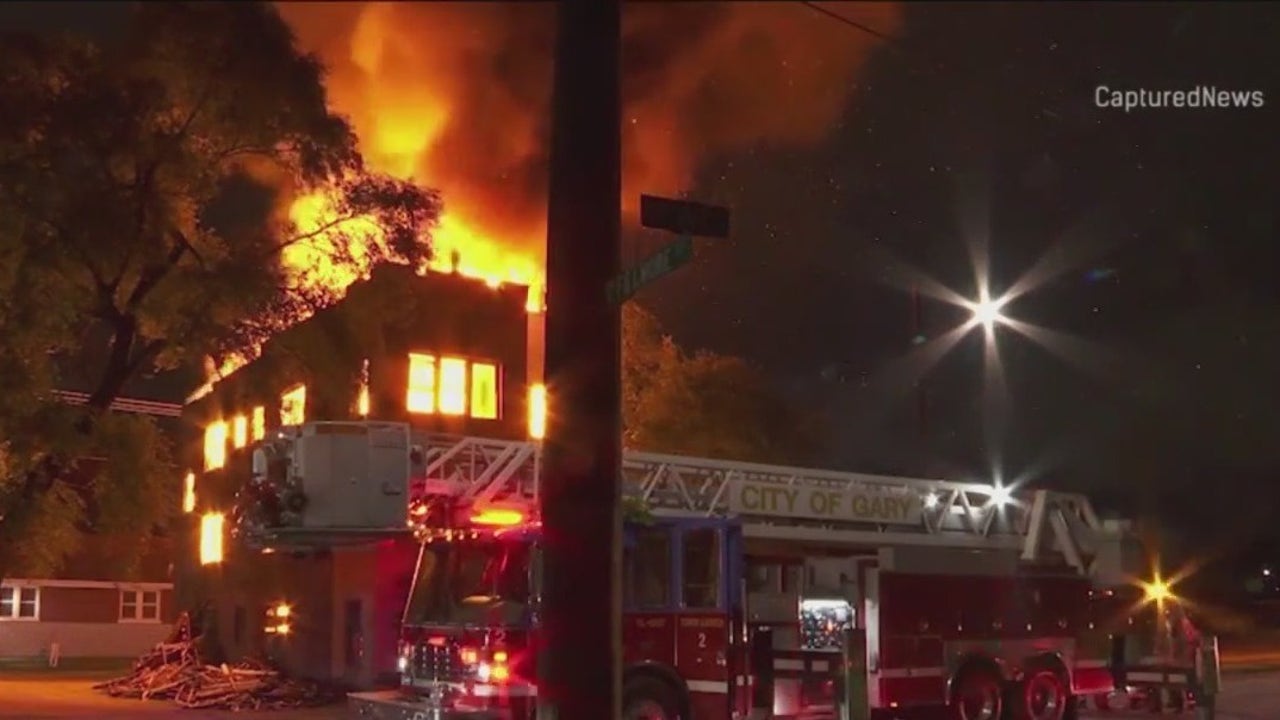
[5,2,1278,567]
[643,3,1280,561]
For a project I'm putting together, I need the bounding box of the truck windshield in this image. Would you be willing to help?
[404,539,532,626]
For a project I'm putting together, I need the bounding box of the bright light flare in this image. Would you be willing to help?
[967,294,1009,332]
[1142,577,1174,604]
[987,483,1013,507]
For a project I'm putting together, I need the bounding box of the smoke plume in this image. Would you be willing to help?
[278,1,899,269]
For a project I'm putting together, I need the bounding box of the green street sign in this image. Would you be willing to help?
[605,235,693,305]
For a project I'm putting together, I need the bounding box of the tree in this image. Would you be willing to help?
[0,2,440,578]
[622,303,822,464]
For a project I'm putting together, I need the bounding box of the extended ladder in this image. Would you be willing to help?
[409,432,1115,576]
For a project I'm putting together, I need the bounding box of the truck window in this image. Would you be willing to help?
[627,528,671,609]
[682,528,720,609]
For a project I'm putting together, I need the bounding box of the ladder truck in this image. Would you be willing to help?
[232,422,1160,720]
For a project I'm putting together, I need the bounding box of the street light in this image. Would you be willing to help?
[970,294,1008,332]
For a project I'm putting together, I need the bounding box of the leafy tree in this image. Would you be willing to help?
[0,2,440,579]
[622,303,822,464]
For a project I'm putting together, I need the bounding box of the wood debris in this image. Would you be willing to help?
[95,619,338,711]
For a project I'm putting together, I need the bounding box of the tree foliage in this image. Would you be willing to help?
[622,303,821,464]
[0,2,440,578]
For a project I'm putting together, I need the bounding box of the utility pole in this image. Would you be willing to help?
[538,0,622,718]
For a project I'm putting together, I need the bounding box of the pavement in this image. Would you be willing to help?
[2,670,1278,719]
[0,673,348,720]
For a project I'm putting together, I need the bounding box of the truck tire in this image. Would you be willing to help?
[1015,669,1068,720]
[622,676,682,720]
[951,668,1002,720]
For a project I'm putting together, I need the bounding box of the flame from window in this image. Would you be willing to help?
[231,415,248,448]
[407,353,437,413]
[182,472,196,514]
[470,362,498,419]
[438,357,467,415]
[280,385,307,426]
[199,513,225,565]
[251,406,266,441]
[528,384,547,440]
[203,422,228,471]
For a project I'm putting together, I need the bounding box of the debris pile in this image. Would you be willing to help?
[94,617,338,710]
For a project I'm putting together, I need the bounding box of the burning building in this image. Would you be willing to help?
[180,264,540,686]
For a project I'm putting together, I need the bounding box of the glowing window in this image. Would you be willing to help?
[199,513,224,565]
[251,406,265,441]
[231,415,248,449]
[528,384,547,440]
[203,422,228,471]
[407,353,437,413]
[438,357,468,415]
[182,472,196,514]
[470,363,499,419]
[280,385,306,426]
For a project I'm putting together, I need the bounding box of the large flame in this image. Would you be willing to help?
[194,2,897,396]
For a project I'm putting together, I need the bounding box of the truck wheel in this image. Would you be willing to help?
[1017,670,1067,720]
[623,676,682,720]
[951,669,1002,720]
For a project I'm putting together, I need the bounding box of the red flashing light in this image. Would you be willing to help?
[470,508,524,526]
[427,636,447,647]
[460,647,479,665]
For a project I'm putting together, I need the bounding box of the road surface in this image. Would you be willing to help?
[3,670,1278,719]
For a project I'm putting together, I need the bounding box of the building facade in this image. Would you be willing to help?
[182,265,538,687]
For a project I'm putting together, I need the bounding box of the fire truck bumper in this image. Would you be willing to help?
[348,691,504,720]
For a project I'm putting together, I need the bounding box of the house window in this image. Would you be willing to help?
[231,415,248,448]
[356,358,371,417]
[182,472,196,514]
[280,385,306,426]
[406,353,437,413]
[0,585,39,621]
[438,357,468,415]
[203,421,228,471]
[470,363,499,420]
[120,589,160,623]
[251,406,266,441]
[406,353,503,419]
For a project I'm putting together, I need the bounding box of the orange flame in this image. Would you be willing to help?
[190,3,896,395]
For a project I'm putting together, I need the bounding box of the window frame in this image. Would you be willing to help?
[119,588,161,623]
[0,584,40,621]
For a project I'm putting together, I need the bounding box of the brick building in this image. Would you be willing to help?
[181,264,539,686]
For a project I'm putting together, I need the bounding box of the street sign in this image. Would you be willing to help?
[605,235,693,305]
[640,194,730,238]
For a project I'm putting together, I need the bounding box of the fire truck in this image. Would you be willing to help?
[235,422,1155,720]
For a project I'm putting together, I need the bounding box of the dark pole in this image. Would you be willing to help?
[538,0,622,718]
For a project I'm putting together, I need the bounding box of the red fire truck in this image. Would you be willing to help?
[235,423,1151,720]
